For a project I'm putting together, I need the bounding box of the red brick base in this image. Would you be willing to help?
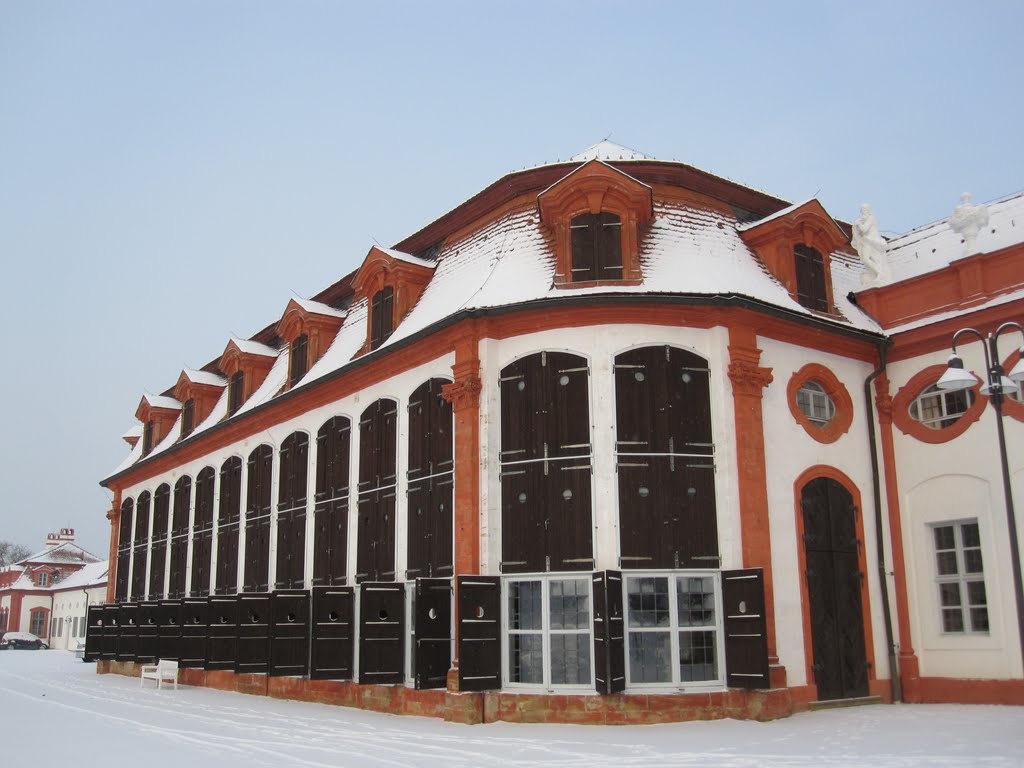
[97,661,800,725]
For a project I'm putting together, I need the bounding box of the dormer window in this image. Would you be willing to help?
[290,334,308,386]
[181,399,195,438]
[537,160,652,288]
[370,287,394,350]
[794,244,828,312]
[37,572,49,587]
[228,371,244,415]
[142,420,154,455]
[571,212,622,281]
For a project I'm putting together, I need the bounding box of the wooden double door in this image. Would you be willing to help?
[801,477,869,701]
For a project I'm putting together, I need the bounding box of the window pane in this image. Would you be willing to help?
[627,577,670,628]
[939,582,962,607]
[628,631,671,683]
[550,633,591,685]
[677,576,715,627]
[550,578,590,630]
[509,633,543,684]
[970,607,990,632]
[942,608,964,632]
[679,630,717,682]
[933,526,955,550]
[963,548,984,574]
[961,523,980,548]
[509,581,542,631]
[936,551,959,576]
[966,579,987,607]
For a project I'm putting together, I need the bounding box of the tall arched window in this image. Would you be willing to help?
[614,345,718,569]
[168,476,192,598]
[314,416,351,586]
[406,378,454,578]
[276,432,309,589]
[357,399,398,581]
[244,444,274,592]
[499,351,594,573]
[216,456,243,594]
[148,483,171,598]
[130,491,151,600]
[190,467,215,596]
[115,497,134,602]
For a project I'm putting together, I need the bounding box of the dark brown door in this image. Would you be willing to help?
[801,477,869,700]
[722,568,770,689]
[270,590,309,677]
[179,598,207,668]
[356,400,398,582]
[358,582,405,684]
[413,578,451,689]
[456,575,501,691]
[593,570,625,694]
[313,416,351,586]
[157,599,181,661]
[310,586,354,680]
[236,593,271,674]
[406,379,454,579]
[276,432,309,590]
[206,595,239,671]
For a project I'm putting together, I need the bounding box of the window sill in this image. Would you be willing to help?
[552,278,643,290]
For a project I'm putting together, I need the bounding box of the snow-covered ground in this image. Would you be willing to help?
[1,651,1020,767]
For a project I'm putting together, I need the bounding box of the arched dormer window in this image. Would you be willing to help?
[538,159,653,288]
[173,369,226,439]
[181,399,195,438]
[135,395,181,458]
[352,246,435,355]
[290,334,309,386]
[228,371,244,415]
[370,287,394,350]
[219,338,277,417]
[275,298,346,390]
[794,244,827,312]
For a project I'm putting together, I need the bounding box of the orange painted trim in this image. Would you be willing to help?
[106,303,878,494]
[912,676,1024,705]
[786,363,854,443]
[855,241,1024,330]
[792,466,878,700]
[105,492,121,604]
[884,298,1024,363]
[891,364,986,443]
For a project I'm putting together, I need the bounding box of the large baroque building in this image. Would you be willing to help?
[93,142,1024,722]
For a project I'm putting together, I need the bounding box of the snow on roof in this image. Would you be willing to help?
[121,425,142,439]
[735,198,819,232]
[235,345,289,417]
[886,191,1024,284]
[51,561,108,590]
[374,246,437,269]
[569,140,654,162]
[229,337,278,357]
[143,394,181,410]
[184,369,227,387]
[110,425,144,475]
[295,299,369,389]
[292,298,347,319]
[18,541,102,567]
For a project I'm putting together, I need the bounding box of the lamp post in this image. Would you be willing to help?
[937,322,1024,669]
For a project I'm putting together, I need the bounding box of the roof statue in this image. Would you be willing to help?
[851,204,890,287]
[948,192,989,256]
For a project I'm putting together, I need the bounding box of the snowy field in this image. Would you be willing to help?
[0,651,1021,768]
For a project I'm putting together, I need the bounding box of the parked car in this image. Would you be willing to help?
[0,631,49,650]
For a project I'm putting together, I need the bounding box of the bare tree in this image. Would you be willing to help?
[0,540,32,567]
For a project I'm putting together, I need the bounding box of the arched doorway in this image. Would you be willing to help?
[800,476,869,700]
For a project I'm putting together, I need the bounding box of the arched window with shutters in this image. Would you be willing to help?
[216,456,243,594]
[276,432,309,589]
[356,399,398,581]
[794,244,828,312]
[227,371,244,416]
[289,335,308,387]
[244,444,274,592]
[499,351,594,573]
[181,399,195,438]
[116,497,134,602]
[168,476,192,598]
[148,483,171,599]
[131,491,151,600]
[190,467,215,596]
[406,378,454,579]
[570,212,622,281]
[313,415,351,586]
[614,345,718,569]
[370,287,394,350]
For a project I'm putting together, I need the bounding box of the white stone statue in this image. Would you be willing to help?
[948,192,989,256]
[852,204,890,287]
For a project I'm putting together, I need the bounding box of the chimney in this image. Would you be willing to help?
[45,528,75,548]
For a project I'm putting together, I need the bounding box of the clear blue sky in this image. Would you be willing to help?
[1,1,1021,557]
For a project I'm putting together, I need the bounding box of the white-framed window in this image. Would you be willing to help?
[910,384,974,430]
[504,575,593,690]
[796,380,836,426]
[932,520,988,633]
[624,572,724,690]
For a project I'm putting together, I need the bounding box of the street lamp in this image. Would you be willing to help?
[937,322,1024,669]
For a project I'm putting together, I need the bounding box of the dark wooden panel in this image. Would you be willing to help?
[355,489,396,582]
[156,599,182,661]
[270,590,310,677]
[205,595,238,671]
[593,570,625,694]
[358,582,405,685]
[190,467,215,597]
[219,456,243,525]
[315,416,351,502]
[546,458,594,572]
[275,433,308,590]
[131,491,151,601]
[457,576,501,691]
[215,521,239,595]
[407,379,454,579]
[116,498,134,602]
[100,604,119,660]
[151,484,170,598]
[179,598,208,669]
[413,578,451,689]
[136,601,159,663]
[313,497,348,587]
[499,459,546,573]
[115,602,138,662]
[244,444,274,592]
[289,334,308,386]
[310,586,354,680]
[795,244,828,312]
[115,548,131,603]
[236,593,271,675]
[723,568,769,690]
[84,605,104,661]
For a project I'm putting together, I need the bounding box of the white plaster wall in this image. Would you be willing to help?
[19,594,50,636]
[758,337,888,689]
[888,337,1024,679]
[50,587,106,650]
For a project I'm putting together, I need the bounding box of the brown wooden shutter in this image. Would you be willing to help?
[157,599,181,662]
[722,568,770,690]
[269,590,309,677]
[84,605,104,661]
[310,586,354,680]
[314,416,351,586]
[244,445,273,592]
[358,582,405,685]
[136,601,159,664]
[406,379,454,579]
[290,334,308,386]
[116,498,134,602]
[456,575,501,691]
[228,371,244,415]
[413,578,451,689]
[276,432,309,590]
[570,213,599,281]
[236,593,271,674]
[169,477,191,598]
[356,400,398,582]
[100,604,119,660]
[190,467,215,597]
[597,212,623,280]
[179,597,208,668]
[181,398,195,438]
[131,492,151,601]
[116,602,138,662]
[216,456,242,595]
[795,244,828,312]
[592,570,625,694]
[205,594,239,671]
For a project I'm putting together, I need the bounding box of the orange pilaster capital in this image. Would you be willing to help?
[442,375,482,412]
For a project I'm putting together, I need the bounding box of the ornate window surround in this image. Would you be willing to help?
[219,338,278,415]
[786,363,854,443]
[276,298,346,390]
[351,245,435,355]
[537,160,653,288]
[892,364,986,443]
[172,369,226,439]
